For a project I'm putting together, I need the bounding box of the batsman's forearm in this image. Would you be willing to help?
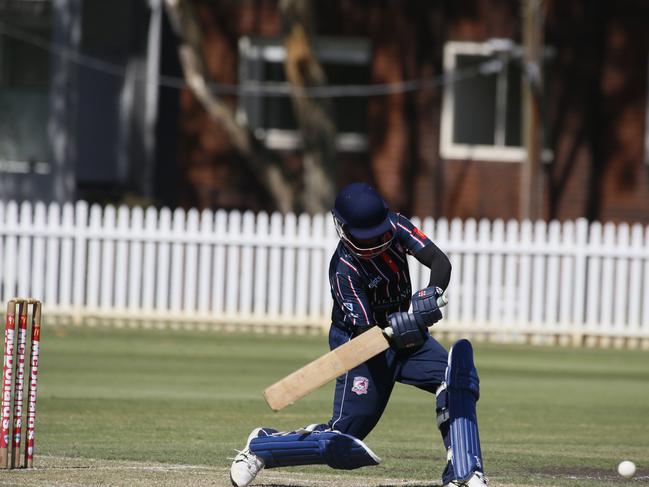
[414,243,452,290]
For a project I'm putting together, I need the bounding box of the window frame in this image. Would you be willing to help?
[237,36,370,153]
[440,40,528,162]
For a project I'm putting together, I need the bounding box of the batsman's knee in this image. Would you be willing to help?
[446,339,480,400]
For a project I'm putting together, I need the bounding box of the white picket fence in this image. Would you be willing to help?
[1,200,649,345]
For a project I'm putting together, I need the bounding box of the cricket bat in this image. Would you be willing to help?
[263,295,448,411]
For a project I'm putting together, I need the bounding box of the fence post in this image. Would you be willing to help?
[156,208,172,312]
[170,208,186,314]
[613,223,630,334]
[142,207,158,312]
[128,207,144,312]
[281,213,297,319]
[253,212,269,318]
[503,220,519,326]
[212,210,227,317]
[184,209,200,314]
[518,220,532,327]
[45,203,61,308]
[627,224,643,333]
[3,202,19,303]
[544,221,561,329]
[488,219,504,327]
[73,201,89,312]
[225,211,241,317]
[474,219,491,325]
[100,205,117,311]
[59,203,74,309]
[571,219,588,344]
[268,213,283,320]
[600,223,616,331]
[197,209,214,314]
[32,203,47,303]
[448,219,463,322]
[239,211,255,317]
[642,225,649,334]
[531,220,547,326]
[461,219,477,324]
[17,202,33,299]
[295,214,311,320]
[559,221,575,329]
[114,206,130,311]
[309,214,324,322]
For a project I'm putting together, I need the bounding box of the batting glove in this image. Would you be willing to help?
[385,311,427,350]
[411,286,444,327]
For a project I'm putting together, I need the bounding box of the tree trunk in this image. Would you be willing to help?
[280,0,337,214]
[163,0,295,213]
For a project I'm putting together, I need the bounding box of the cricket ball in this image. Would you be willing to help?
[617,460,636,479]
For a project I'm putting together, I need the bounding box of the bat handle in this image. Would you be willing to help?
[383,295,448,338]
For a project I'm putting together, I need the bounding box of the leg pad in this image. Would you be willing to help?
[444,339,484,484]
[249,428,380,470]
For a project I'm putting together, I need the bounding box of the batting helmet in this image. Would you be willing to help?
[332,183,395,258]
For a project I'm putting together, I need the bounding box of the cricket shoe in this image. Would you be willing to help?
[444,470,489,487]
[230,428,265,487]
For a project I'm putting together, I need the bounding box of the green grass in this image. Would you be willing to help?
[36,326,649,486]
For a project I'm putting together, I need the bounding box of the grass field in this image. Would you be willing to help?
[2,325,648,487]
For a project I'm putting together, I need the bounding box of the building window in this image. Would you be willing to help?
[441,40,548,162]
[0,9,52,175]
[238,36,370,152]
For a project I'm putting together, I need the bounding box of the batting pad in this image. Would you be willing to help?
[445,339,484,483]
[249,429,381,469]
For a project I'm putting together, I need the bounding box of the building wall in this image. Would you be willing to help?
[176,0,649,224]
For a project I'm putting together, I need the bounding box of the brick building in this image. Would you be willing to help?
[176,0,649,223]
[1,0,648,224]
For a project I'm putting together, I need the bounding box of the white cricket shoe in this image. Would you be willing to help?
[230,428,265,487]
[444,471,489,487]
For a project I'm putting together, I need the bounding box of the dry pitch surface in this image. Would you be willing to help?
[0,457,645,487]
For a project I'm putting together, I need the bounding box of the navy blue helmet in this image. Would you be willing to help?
[331,183,395,258]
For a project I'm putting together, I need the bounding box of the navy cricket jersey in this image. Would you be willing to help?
[328,212,433,329]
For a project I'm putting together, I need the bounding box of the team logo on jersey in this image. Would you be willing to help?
[351,376,369,395]
[368,276,382,288]
[343,303,360,319]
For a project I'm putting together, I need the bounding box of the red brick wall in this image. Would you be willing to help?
[175,0,649,224]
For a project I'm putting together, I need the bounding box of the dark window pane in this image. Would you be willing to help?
[0,92,49,162]
[325,63,369,133]
[262,96,297,130]
[258,60,296,130]
[264,60,286,83]
[505,60,522,146]
[255,56,369,134]
[3,35,51,88]
[453,55,496,145]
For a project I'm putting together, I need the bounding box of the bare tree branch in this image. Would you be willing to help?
[280,0,337,214]
[164,0,295,213]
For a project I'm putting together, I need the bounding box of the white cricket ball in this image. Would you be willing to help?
[617,460,636,479]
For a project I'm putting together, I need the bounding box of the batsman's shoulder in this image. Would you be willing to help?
[330,248,361,277]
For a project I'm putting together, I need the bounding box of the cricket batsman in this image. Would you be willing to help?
[230,182,488,487]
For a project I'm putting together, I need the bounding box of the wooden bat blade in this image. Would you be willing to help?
[263,326,389,411]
